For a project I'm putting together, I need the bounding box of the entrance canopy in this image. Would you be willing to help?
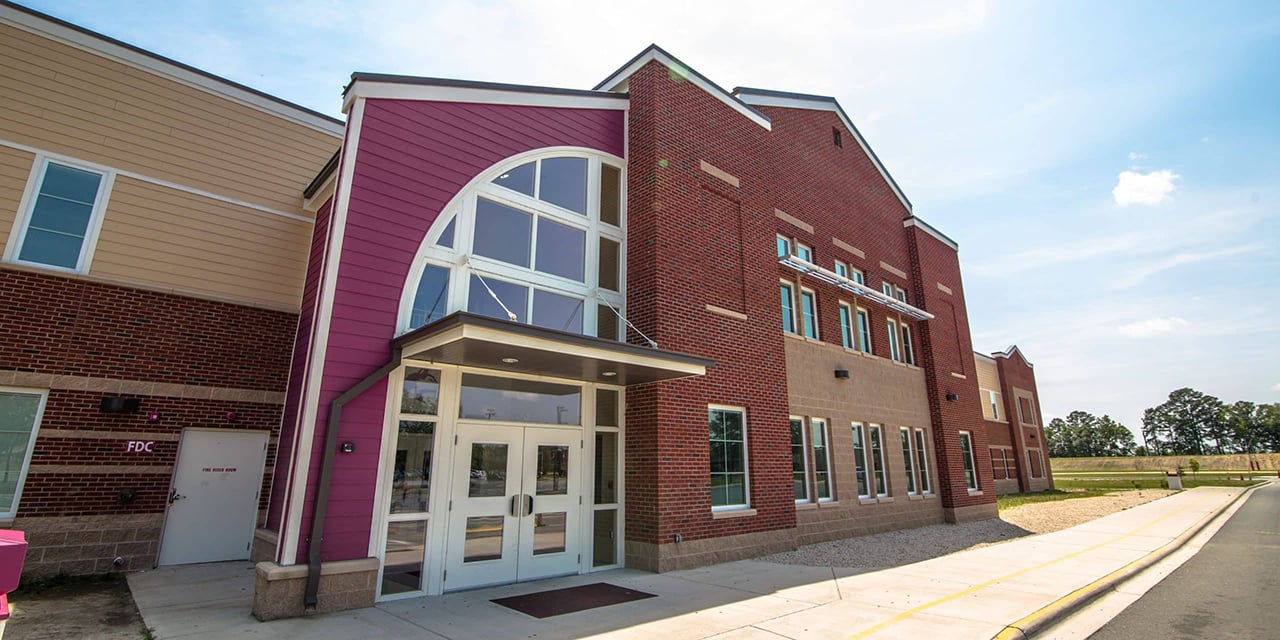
[393,312,712,385]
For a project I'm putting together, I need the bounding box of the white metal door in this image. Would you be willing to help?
[443,425,580,590]
[158,429,268,566]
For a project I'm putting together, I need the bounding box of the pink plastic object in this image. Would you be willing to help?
[0,530,27,597]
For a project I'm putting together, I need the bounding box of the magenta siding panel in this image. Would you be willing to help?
[266,198,332,532]
[293,99,624,562]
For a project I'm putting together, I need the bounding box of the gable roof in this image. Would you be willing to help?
[734,87,911,213]
[994,345,1034,367]
[594,44,771,130]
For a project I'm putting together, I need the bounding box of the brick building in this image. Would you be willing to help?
[0,3,1049,620]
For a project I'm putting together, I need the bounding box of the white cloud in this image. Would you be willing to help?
[1128,151,1147,161]
[1116,317,1188,337]
[1109,244,1265,289]
[1272,382,1280,392]
[1113,169,1180,206]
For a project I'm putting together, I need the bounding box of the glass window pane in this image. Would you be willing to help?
[467,274,527,323]
[464,516,504,562]
[539,157,587,214]
[531,289,584,334]
[435,216,455,248]
[839,306,852,349]
[709,408,746,508]
[776,236,789,258]
[801,291,818,339]
[535,217,586,281]
[0,392,42,514]
[780,284,795,333]
[596,304,619,341]
[857,311,872,354]
[595,389,619,428]
[459,374,581,425]
[389,421,434,514]
[790,418,807,501]
[812,421,830,500]
[532,511,566,555]
[600,164,621,226]
[901,429,916,494]
[598,237,620,291]
[29,193,93,236]
[409,264,450,329]
[17,228,83,269]
[492,161,535,196]
[795,244,812,262]
[852,424,868,498]
[535,445,569,496]
[870,425,886,496]
[593,509,617,567]
[915,430,931,493]
[468,443,508,498]
[381,520,427,594]
[595,432,618,504]
[473,198,531,267]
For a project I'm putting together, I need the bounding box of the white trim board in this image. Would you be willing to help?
[596,47,771,131]
[343,79,629,115]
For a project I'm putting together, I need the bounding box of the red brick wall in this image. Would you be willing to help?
[0,269,296,390]
[996,350,1052,489]
[624,60,793,545]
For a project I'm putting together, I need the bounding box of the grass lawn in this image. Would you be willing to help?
[997,489,1109,510]
[999,472,1264,511]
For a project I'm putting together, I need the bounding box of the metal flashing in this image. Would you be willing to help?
[903,216,960,251]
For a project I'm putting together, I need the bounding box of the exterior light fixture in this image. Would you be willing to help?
[601,371,618,377]
[834,369,850,379]
[501,357,520,364]
[945,392,959,401]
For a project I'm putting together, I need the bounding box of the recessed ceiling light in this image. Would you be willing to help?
[502,357,519,364]
[601,371,617,377]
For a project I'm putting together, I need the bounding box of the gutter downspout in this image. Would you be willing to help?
[304,348,402,612]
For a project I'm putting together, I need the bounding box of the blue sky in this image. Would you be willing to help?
[24,1,1280,436]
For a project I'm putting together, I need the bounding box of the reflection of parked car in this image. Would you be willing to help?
[470,469,486,480]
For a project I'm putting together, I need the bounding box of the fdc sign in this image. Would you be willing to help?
[126,441,156,453]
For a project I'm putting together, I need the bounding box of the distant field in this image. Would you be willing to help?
[1050,453,1280,472]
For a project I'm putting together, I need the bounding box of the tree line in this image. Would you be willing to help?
[1046,387,1280,458]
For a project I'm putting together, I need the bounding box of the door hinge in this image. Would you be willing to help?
[580,439,584,448]
[579,496,582,505]
[443,569,448,581]
[454,435,459,445]
[448,500,453,511]
[577,554,581,563]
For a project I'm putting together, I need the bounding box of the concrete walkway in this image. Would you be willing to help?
[129,485,1260,639]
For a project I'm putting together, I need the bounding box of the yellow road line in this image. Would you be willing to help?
[846,492,1217,639]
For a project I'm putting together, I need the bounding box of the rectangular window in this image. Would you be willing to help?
[886,318,901,362]
[834,261,848,279]
[811,419,832,501]
[914,429,931,494]
[869,424,887,497]
[896,288,908,303]
[790,417,808,503]
[856,309,872,354]
[0,389,47,518]
[709,406,748,509]
[900,428,917,495]
[850,268,864,285]
[799,289,819,339]
[10,160,111,272]
[990,449,1007,480]
[882,282,894,297]
[1018,397,1037,425]
[776,235,791,258]
[986,390,1001,421]
[852,423,870,498]
[794,243,813,263]
[780,282,796,333]
[959,431,979,491]
[900,324,915,365]
[459,374,580,424]
[838,303,853,349]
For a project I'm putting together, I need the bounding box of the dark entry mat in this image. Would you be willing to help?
[491,582,657,618]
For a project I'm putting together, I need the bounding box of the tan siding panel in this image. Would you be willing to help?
[90,177,310,308]
[0,145,36,241]
[0,23,339,215]
[974,356,1001,393]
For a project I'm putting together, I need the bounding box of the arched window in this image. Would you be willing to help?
[399,149,625,340]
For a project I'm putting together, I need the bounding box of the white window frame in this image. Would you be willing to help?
[794,242,813,263]
[709,405,749,511]
[790,416,809,504]
[881,282,894,297]
[869,423,888,497]
[849,267,865,285]
[838,302,854,350]
[4,155,115,274]
[856,308,872,354]
[811,418,833,502]
[886,318,902,362]
[0,387,49,520]
[780,280,797,334]
[396,148,625,338]
[852,422,871,499]
[776,235,791,258]
[900,323,915,365]
[834,260,848,279]
[799,287,819,339]
[900,427,918,496]
[914,428,932,494]
[984,389,1002,421]
[959,431,979,492]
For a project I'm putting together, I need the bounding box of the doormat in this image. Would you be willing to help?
[491,582,657,618]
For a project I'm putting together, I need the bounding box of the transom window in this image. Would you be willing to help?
[399,151,625,339]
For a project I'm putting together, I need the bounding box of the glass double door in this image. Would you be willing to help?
[444,423,581,591]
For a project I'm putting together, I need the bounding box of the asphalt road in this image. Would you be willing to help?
[1088,481,1280,640]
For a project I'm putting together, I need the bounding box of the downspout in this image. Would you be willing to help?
[304,348,402,612]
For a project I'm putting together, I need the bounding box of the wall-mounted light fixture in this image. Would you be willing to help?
[100,396,141,413]
[945,392,959,401]
[834,369,850,379]
[340,441,356,453]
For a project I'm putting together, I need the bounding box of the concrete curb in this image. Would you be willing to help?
[989,483,1267,640]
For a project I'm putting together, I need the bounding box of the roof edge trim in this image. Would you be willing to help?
[735,86,911,213]
[994,344,1034,367]
[343,74,629,113]
[595,45,771,131]
[0,1,344,136]
[903,216,959,251]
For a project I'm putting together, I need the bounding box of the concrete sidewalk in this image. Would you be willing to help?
[129,485,1259,639]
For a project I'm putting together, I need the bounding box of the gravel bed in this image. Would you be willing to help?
[761,490,1176,570]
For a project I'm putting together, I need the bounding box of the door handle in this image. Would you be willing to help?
[524,494,533,517]
[168,489,186,506]
[509,494,519,517]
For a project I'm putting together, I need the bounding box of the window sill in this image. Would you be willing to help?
[877,496,894,504]
[795,502,818,511]
[712,508,757,519]
[967,489,984,496]
[858,497,877,505]
[0,517,13,528]
[907,494,923,501]
[817,500,840,509]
